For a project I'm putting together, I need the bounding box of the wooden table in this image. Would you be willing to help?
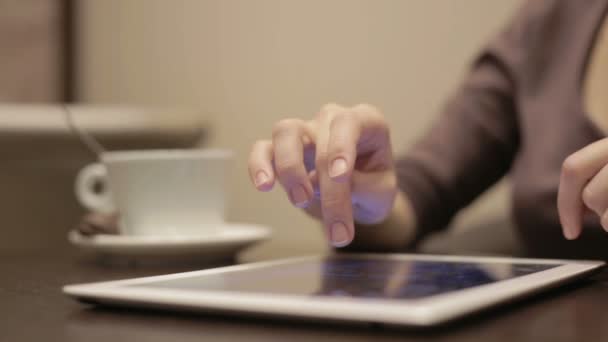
[2,247,608,342]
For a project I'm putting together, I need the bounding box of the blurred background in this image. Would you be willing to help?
[1,0,523,259]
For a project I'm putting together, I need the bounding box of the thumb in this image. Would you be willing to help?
[351,170,398,225]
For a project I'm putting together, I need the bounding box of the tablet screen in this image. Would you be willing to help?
[135,257,559,300]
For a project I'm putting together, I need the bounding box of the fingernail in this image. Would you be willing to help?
[290,185,310,208]
[255,171,269,187]
[329,158,348,179]
[331,221,350,247]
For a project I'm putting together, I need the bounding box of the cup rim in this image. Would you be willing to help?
[101,149,233,163]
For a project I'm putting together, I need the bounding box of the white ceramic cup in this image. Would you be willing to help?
[75,149,233,236]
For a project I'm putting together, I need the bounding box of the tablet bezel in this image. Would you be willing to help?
[63,253,604,326]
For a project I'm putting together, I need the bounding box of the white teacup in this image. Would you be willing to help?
[75,149,233,237]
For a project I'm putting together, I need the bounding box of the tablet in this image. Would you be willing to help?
[63,253,604,326]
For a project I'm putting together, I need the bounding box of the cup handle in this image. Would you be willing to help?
[75,163,116,213]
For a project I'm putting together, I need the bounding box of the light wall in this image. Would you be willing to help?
[77,0,522,259]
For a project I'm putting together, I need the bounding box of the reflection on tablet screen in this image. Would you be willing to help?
[136,257,559,300]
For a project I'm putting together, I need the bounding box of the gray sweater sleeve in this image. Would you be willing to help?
[394,2,540,241]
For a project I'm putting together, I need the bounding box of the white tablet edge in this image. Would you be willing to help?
[63,253,605,326]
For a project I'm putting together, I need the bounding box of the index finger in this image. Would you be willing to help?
[315,104,355,247]
[558,139,608,239]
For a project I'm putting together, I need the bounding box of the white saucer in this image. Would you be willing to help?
[68,223,271,264]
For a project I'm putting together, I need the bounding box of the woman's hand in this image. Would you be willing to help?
[248,103,399,247]
[558,138,608,239]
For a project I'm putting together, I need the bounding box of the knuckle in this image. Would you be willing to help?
[321,103,340,112]
[321,194,347,210]
[315,152,330,168]
[562,155,583,178]
[316,110,330,122]
[374,112,389,128]
[317,103,342,120]
[329,111,355,130]
[328,144,347,158]
[274,160,300,177]
[353,103,379,114]
[353,103,389,130]
[272,119,301,137]
[304,119,317,131]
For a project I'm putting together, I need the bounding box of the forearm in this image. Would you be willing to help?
[340,191,418,252]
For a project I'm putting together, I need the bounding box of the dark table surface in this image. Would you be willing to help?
[3,247,608,342]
